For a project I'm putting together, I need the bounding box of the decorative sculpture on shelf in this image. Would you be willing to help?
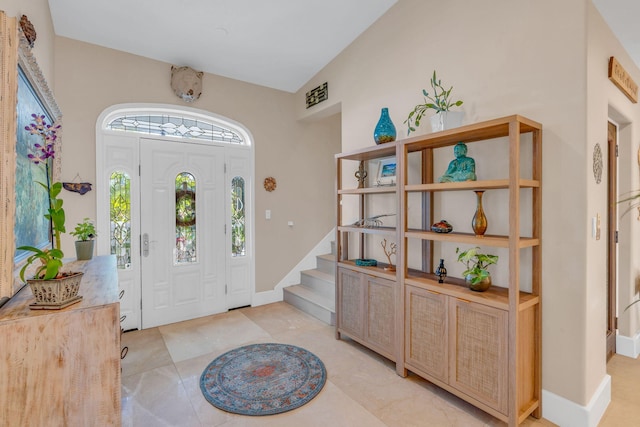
[431,219,453,233]
[438,142,477,183]
[435,259,447,283]
[381,239,397,272]
[355,161,367,189]
[352,214,395,228]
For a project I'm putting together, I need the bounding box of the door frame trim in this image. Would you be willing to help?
[96,103,255,329]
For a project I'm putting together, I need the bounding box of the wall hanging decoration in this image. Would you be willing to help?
[438,142,476,182]
[305,82,328,109]
[355,161,367,188]
[608,56,638,103]
[63,173,92,195]
[593,143,603,184]
[471,190,488,236]
[373,108,396,144]
[19,15,36,48]
[170,65,203,103]
[263,176,277,192]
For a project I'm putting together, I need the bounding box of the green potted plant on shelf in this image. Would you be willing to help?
[456,246,499,292]
[70,217,97,260]
[404,70,464,135]
[18,114,84,308]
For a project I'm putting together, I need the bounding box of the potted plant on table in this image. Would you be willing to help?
[456,246,499,292]
[17,114,83,308]
[70,218,97,260]
[404,70,464,135]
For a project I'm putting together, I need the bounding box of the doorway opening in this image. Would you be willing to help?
[96,104,254,330]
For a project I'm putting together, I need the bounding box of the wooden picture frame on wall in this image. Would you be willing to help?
[0,12,62,300]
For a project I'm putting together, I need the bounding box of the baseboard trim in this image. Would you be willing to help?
[616,331,640,358]
[542,374,611,427]
[251,289,282,307]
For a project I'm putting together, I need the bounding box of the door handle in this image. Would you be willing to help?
[143,233,150,257]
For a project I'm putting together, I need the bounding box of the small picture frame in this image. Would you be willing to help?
[375,158,396,186]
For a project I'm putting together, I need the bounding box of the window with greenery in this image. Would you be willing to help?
[110,171,131,269]
[231,176,246,257]
[175,172,197,264]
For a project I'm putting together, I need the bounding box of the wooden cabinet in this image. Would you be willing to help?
[337,267,395,361]
[399,115,541,425]
[449,297,508,415]
[336,115,541,426]
[405,285,448,383]
[0,256,121,426]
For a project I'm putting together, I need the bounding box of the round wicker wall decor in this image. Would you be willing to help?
[264,177,277,192]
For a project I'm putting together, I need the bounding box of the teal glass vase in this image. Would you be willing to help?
[373,108,396,144]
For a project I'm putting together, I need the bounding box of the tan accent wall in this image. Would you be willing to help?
[294,0,639,410]
[52,36,340,294]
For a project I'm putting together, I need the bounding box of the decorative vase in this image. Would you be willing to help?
[430,111,465,132]
[27,272,84,309]
[471,190,487,236]
[435,259,447,283]
[466,274,491,292]
[75,240,95,260]
[373,108,396,144]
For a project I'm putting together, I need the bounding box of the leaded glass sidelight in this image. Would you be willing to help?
[110,171,131,269]
[176,173,197,264]
[231,176,245,257]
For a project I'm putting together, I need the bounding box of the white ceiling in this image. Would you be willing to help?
[592,0,640,72]
[48,0,397,93]
[48,1,640,94]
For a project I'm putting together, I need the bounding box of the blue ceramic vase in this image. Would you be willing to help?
[374,108,396,144]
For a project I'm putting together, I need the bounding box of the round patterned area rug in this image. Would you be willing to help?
[200,343,326,416]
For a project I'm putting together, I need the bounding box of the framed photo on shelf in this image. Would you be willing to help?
[375,158,396,186]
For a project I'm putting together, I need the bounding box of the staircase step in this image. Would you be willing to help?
[316,254,336,275]
[300,269,335,299]
[283,285,335,325]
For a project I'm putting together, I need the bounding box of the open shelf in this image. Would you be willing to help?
[404,179,539,193]
[405,230,539,248]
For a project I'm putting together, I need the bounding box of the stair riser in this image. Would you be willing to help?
[300,272,335,300]
[283,290,335,326]
[316,256,335,275]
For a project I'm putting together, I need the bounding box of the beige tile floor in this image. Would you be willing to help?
[121,302,638,427]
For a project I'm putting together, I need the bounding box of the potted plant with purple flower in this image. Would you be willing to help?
[17,114,83,308]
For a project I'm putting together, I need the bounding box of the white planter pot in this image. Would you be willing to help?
[430,111,465,132]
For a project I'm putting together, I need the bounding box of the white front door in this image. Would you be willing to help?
[140,138,226,328]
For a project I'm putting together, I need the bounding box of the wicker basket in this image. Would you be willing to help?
[27,272,84,308]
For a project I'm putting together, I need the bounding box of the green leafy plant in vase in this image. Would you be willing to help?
[17,114,83,308]
[70,218,97,260]
[404,70,463,135]
[456,246,498,292]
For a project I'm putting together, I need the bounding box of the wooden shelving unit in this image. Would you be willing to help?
[335,115,542,426]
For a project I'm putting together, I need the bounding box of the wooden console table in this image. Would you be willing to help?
[0,255,121,426]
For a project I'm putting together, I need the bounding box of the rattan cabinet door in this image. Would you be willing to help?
[337,268,365,340]
[405,286,448,383]
[364,275,395,358]
[449,298,508,415]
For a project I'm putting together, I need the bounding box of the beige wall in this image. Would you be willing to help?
[52,37,340,294]
[1,1,55,85]
[587,4,640,345]
[296,0,617,410]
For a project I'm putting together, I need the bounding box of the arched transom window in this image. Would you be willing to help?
[106,113,245,144]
